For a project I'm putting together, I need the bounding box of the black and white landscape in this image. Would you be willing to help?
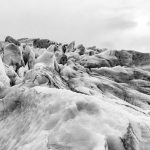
[1,0,150,150]
[0,36,150,150]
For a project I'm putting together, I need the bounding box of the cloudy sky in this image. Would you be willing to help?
[0,0,150,51]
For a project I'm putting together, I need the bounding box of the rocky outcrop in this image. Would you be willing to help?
[5,36,20,46]
[22,45,35,69]
[2,43,25,71]
[66,41,75,52]
[33,39,56,49]
[0,37,150,149]
[76,44,85,55]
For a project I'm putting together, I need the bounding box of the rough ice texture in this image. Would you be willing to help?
[0,39,150,149]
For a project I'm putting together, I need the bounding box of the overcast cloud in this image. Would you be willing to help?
[0,0,150,51]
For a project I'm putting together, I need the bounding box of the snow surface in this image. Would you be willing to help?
[0,41,150,149]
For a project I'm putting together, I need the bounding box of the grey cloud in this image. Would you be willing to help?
[147,21,150,26]
[105,16,137,31]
